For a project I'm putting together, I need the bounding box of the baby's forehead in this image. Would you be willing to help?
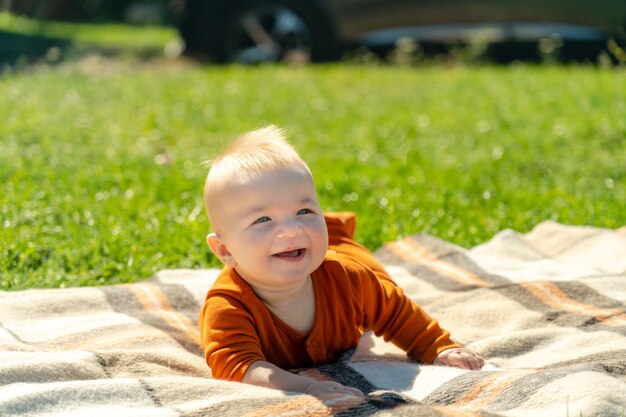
[214,163,312,186]
[208,165,315,205]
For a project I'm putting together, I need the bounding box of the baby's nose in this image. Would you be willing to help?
[276,220,303,238]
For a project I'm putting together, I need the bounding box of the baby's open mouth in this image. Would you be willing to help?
[273,248,306,258]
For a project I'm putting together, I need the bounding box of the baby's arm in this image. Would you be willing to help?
[243,360,364,397]
[433,348,484,370]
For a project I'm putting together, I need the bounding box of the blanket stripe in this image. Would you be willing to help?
[303,352,382,396]
[491,281,626,331]
[543,349,626,374]
[520,281,626,327]
[103,285,202,356]
[385,238,493,288]
[378,242,512,293]
[451,370,535,408]
[126,283,200,341]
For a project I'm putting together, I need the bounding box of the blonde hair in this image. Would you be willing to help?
[203,125,312,224]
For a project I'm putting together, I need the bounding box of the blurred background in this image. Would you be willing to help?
[2,0,625,66]
[2,0,176,23]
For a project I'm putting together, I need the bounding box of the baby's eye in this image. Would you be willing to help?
[297,208,313,215]
[253,216,271,224]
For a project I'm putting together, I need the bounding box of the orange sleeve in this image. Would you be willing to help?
[342,256,461,363]
[324,212,395,284]
[198,294,265,382]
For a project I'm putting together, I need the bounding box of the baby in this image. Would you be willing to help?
[199,125,483,397]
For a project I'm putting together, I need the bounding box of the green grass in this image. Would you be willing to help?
[0,11,178,52]
[1,61,625,290]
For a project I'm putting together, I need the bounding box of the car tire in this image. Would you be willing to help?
[182,0,340,63]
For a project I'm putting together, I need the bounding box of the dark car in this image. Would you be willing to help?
[178,0,626,63]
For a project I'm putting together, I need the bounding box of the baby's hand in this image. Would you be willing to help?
[433,348,484,370]
[305,380,364,398]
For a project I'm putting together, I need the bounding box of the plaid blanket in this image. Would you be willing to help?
[2,221,625,416]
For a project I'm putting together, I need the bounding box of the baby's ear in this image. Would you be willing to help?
[207,233,237,267]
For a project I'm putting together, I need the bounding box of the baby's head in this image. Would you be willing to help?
[204,125,312,228]
[203,126,328,288]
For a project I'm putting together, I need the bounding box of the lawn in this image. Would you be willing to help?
[1,51,625,290]
[0,11,178,54]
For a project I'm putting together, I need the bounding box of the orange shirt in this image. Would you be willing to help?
[198,212,460,381]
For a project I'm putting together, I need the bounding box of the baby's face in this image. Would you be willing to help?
[210,167,328,291]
